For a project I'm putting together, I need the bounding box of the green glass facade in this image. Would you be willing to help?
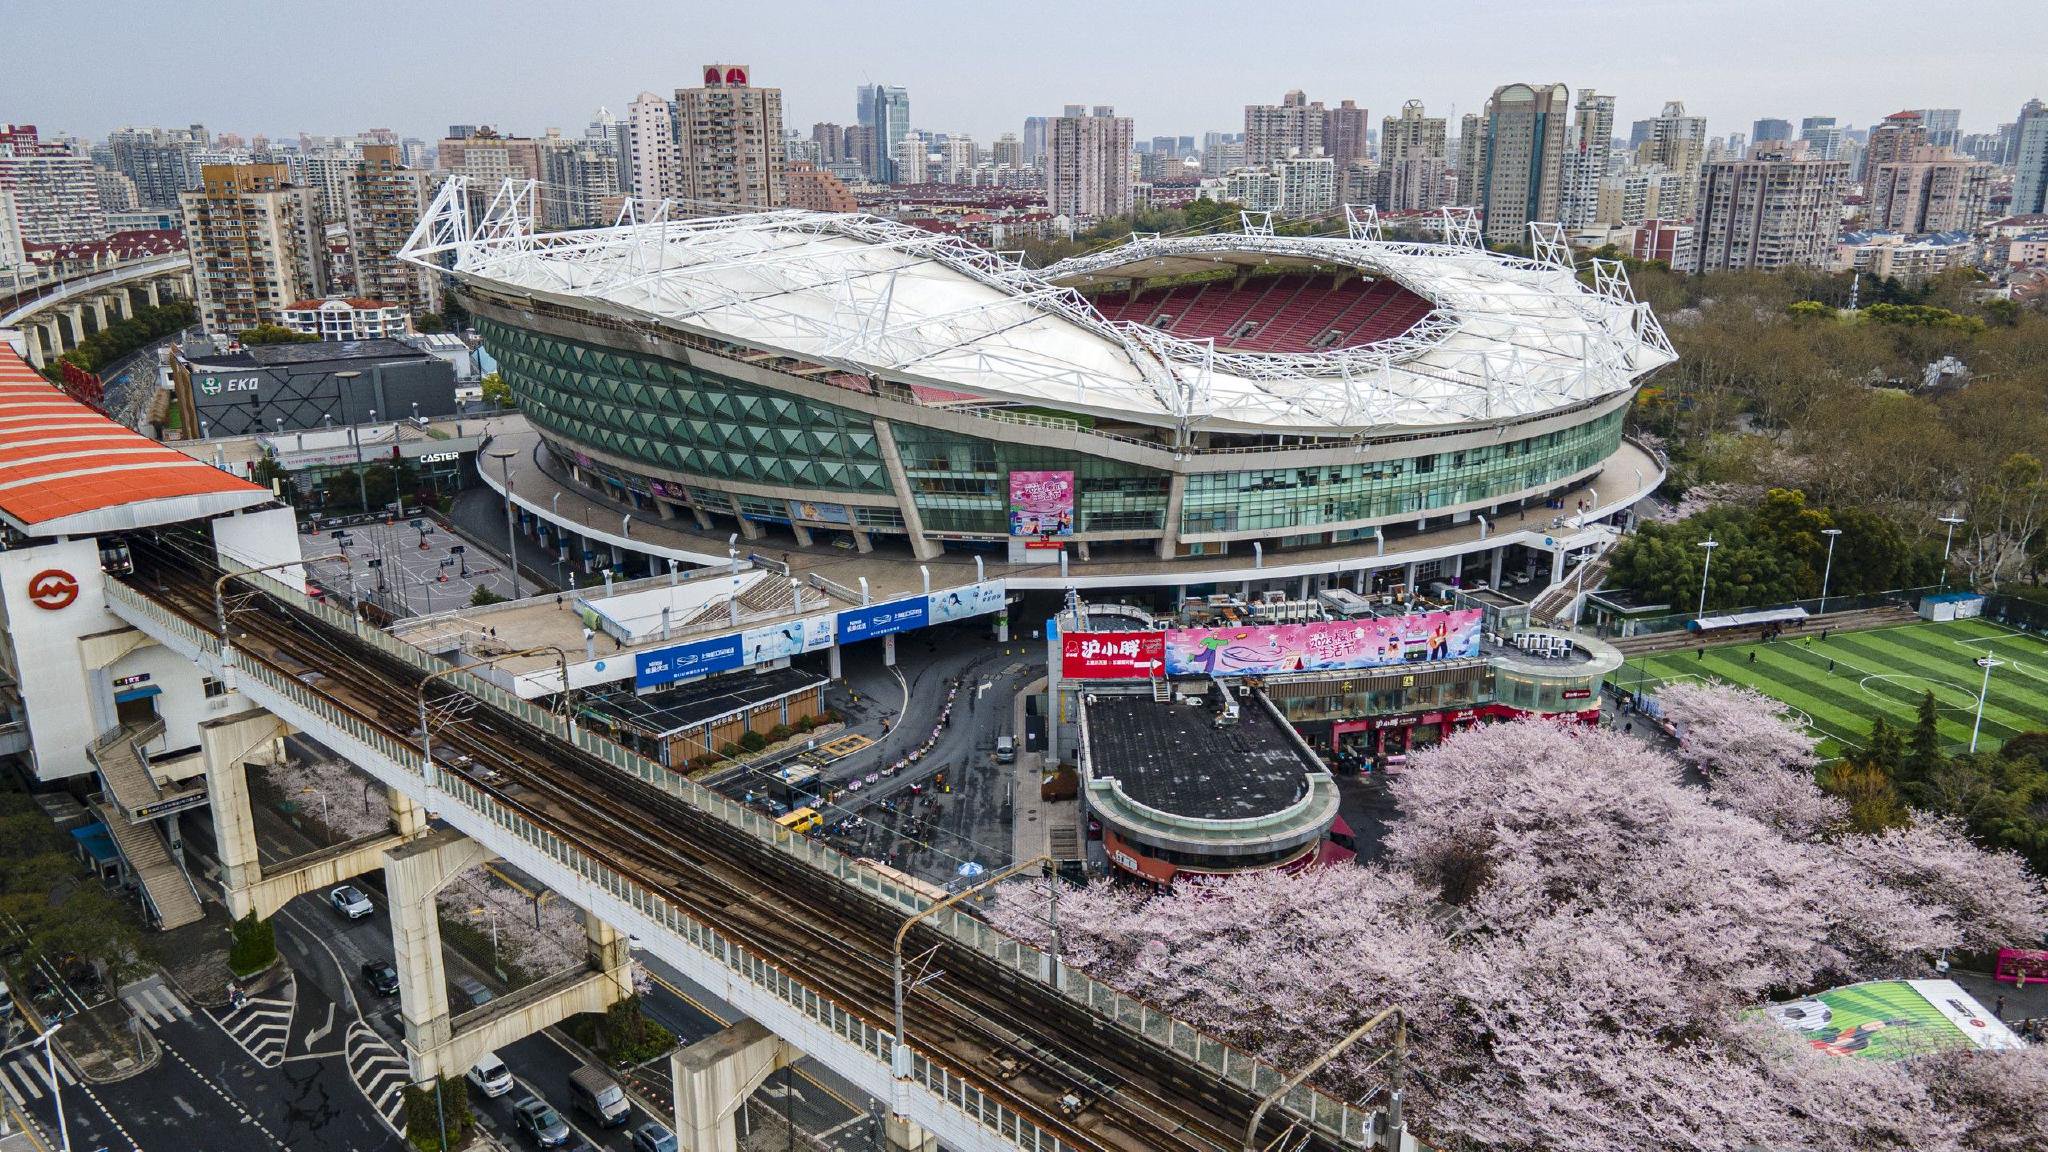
[479,320,1627,543]
[481,318,892,495]
[1179,409,1624,536]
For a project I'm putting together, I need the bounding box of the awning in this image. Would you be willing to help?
[114,685,162,704]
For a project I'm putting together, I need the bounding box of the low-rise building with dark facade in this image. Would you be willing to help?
[173,336,458,437]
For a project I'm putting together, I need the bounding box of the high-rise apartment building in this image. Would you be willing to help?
[1245,91,1327,168]
[1863,111,1929,173]
[0,124,106,244]
[1561,89,1615,227]
[93,167,139,214]
[438,127,543,219]
[1867,147,1992,233]
[1693,143,1847,273]
[538,132,621,229]
[347,145,442,320]
[675,65,785,208]
[893,136,929,185]
[180,163,324,335]
[1596,167,1685,227]
[624,92,680,203]
[1476,83,1570,246]
[1752,118,1794,144]
[811,123,846,166]
[2013,99,2048,216]
[0,191,24,279]
[106,125,208,209]
[784,162,855,212]
[1377,101,1448,212]
[1047,105,1133,219]
[1636,101,1707,219]
[1022,117,1051,169]
[942,136,976,183]
[1323,100,1370,168]
[1277,155,1338,218]
[1455,113,1485,206]
[301,150,360,226]
[992,134,1024,170]
[1914,108,1962,151]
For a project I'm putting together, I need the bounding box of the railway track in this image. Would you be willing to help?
[128,534,1331,1152]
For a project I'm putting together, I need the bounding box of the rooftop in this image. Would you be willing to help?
[584,667,824,737]
[1083,693,1318,822]
[0,345,271,536]
[184,338,432,368]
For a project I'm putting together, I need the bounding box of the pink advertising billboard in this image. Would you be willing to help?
[1163,609,1484,677]
[1008,470,1074,536]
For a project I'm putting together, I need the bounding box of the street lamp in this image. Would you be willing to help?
[488,449,518,597]
[1818,528,1842,615]
[1938,514,1965,589]
[1695,537,1719,621]
[0,1024,69,1151]
[1971,656,2005,753]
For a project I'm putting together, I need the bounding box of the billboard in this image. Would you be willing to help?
[635,633,746,690]
[740,613,836,664]
[1162,609,1483,678]
[1758,979,2025,1059]
[926,580,1006,624]
[1008,470,1074,537]
[1061,631,1166,679]
[837,597,928,642]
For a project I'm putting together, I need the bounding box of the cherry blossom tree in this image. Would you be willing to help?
[992,719,2048,1152]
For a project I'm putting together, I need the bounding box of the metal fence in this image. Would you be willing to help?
[1599,585,1942,639]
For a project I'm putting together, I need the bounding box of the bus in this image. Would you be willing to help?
[775,807,823,834]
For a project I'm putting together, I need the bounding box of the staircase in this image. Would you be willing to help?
[1151,676,1172,703]
[1529,531,1621,625]
[88,719,203,822]
[91,801,204,930]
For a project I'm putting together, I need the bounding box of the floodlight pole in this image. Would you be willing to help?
[1695,537,1718,621]
[1937,514,1964,589]
[1818,528,1842,614]
[1971,656,2004,753]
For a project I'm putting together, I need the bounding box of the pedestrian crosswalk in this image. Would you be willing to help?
[346,1022,410,1134]
[121,978,192,1030]
[0,1050,74,1107]
[209,994,294,1068]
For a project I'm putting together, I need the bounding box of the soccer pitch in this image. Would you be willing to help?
[1621,618,2048,758]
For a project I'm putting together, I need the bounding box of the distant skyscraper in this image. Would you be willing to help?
[1561,89,1615,227]
[1022,117,1051,168]
[1799,116,1843,161]
[675,64,785,208]
[1635,100,1708,219]
[1863,111,1929,173]
[106,125,208,209]
[992,133,1024,170]
[625,91,680,203]
[1914,108,1962,150]
[1694,143,1847,273]
[1477,82,1570,246]
[1751,118,1794,145]
[538,131,620,229]
[2005,99,2048,215]
[1455,113,1484,206]
[1377,100,1447,212]
[1245,91,1327,167]
[180,163,324,335]
[860,85,910,182]
[1323,99,1370,168]
[1047,105,1133,218]
[0,124,106,244]
[347,144,442,318]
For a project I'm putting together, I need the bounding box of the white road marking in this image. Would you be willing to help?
[304,1001,337,1048]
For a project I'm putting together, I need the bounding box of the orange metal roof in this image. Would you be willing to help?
[0,343,271,535]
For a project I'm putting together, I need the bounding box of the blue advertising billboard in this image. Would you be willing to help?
[635,633,746,690]
[837,597,928,642]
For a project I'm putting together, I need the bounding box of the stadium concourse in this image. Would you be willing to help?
[405,182,1673,613]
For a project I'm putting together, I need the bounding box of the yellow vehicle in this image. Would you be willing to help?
[776,807,823,834]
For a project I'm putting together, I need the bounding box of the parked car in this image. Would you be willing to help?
[450,975,494,1009]
[511,1097,571,1147]
[359,960,399,996]
[466,1051,513,1098]
[631,1121,680,1152]
[329,885,373,920]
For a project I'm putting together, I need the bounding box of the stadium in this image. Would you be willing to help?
[404,182,1675,589]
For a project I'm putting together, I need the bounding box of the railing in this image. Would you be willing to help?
[111,569,1377,1148]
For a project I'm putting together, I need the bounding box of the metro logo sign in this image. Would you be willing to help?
[27,569,79,611]
[1060,631,1165,680]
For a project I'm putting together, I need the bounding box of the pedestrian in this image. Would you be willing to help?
[1828,659,1835,673]
[1698,646,1706,660]
[1748,651,1757,664]
[1997,995,2007,1020]
[1624,721,1633,734]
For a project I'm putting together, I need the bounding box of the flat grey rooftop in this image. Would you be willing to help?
[1083,694,1316,821]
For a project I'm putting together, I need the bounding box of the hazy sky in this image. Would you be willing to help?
[11,0,2045,145]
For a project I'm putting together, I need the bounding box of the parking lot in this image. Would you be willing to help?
[300,514,534,618]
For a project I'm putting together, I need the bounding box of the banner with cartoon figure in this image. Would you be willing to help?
[1163,609,1483,678]
[1758,979,2024,1059]
[1008,470,1074,537]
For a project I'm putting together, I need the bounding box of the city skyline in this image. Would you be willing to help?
[11,0,2048,147]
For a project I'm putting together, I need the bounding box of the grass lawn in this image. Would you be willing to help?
[1621,618,2048,759]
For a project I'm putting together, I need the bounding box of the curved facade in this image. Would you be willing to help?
[412,183,1673,567]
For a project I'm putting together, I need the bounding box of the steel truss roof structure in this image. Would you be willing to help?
[401,179,1675,438]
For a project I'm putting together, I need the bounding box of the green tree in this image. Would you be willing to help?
[1821,758,1910,833]
[401,1076,472,1151]
[1903,691,1945,793]
[228,912,277,977]
[237,323,321,346]
[468,586,507,607]
[478,372,511,408]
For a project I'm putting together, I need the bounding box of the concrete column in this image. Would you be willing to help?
[585,916,630,979]
[669,1019,797,1152]
[869,419,942,561]
[789,523,814,547]
[86,296,109,334]
[61,303,85,346]
[884,1117,939,1152]
[995,613,1008,643]
[111,287,134,321]
[384,830,492,1081]
[35,318,63,363]
[390,788,427,837]
[827,642,842,680]
[199,709,287,906]
[691,505,715,530]
[1490,546,1505,588]
[143,279,161,308]
[882,633,896,668]
[1551,547,1566,584]
[851,529,873,554]
[652,497,677,521]
[1155,471,1188,560]
[1353,568,1366,594]
[1403,562,1418,590]
[734,514,764,542]
[1298,575,1311,600]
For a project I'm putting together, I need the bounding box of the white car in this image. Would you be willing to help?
[329,885,373,920]
[467,1051,514,1098]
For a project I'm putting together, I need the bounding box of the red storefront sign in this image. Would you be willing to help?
[1996,948,2048,984]
[1562,687,1593,700]
[1060,631,1165,680]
